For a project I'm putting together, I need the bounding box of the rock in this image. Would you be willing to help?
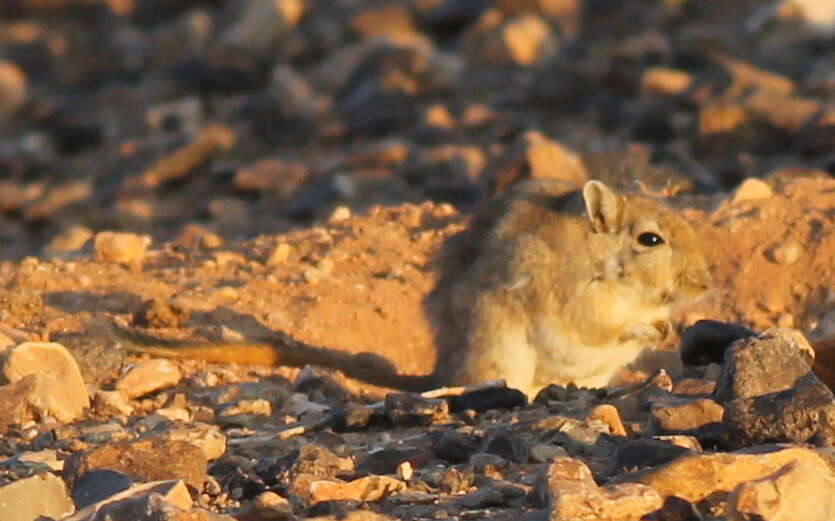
[649,398,724,438]
[92,390,133,417]
[93,231,151,268]
[721,375,835,448]
[458,481,526,508]
[45,225,94,254]
[671,378,716,396]
[291,474,405,505]
[350,3,416,40]
[327,402,377,431]
[71,469,134,509]
[0,60,27,118]
[602,439,693,479]
[731,178,774,204]
[286,444,354,480]
[64,436,208,489]
[235,491,293,521]
[500,14,558,66]
[545,455,663,521]
[62,480,193,521]
[306,511,394,521]
[680,320,756,366]
[337,42,460,136]
[220,0,305,56]
[630,445,830,502]
[134,298,191,329]
[481,427,530,463]
[726,458,835,521]
[640,67,693,96]
[356,447,433,475]
[482,130,588,197]
[714,328,815,403]
[586,404,627,437]
[384,392,449,426]
[165,423,227,461]
[233,158,309,200]
[0,375,36,430]
[2,341,90,423]
[771,241,801,265]
[0,472,74,521]
[434,430,481,463]
[116,358,183,399]
[448,386,527,412]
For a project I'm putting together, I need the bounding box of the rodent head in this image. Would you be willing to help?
[582,180,712,307]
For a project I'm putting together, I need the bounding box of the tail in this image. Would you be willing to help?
[114,323,438,392]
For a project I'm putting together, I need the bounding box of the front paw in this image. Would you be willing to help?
[620,320,671,343]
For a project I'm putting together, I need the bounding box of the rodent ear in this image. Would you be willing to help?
[582,180,623,233]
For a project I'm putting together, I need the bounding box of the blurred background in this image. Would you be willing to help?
[0,0,832,261]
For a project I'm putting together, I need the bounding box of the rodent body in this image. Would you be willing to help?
[429,179,711,396]
[119,179,712,397]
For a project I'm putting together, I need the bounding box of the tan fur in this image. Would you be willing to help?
[118,179,712,396]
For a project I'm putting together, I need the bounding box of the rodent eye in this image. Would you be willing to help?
[637,232,664,247]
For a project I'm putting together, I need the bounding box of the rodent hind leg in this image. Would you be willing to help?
[455,317,539,397]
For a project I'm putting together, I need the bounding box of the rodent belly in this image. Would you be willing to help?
[531,326,648,388]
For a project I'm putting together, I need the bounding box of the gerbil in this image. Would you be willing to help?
[117,179,712,396]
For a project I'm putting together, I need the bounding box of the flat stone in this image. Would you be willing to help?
[291,474,405,505]
[458,481,526,508]
[62,479,193,521]
[545,455,663,521]
[3,341,90,423]
[649,398,724,438]
[64,436,207,489]
[0,472,74,521]
[71,469,134,509]
[726,459,835,521]
[630,445,831,503]
[602,439,692,479]
[117,358,183,399]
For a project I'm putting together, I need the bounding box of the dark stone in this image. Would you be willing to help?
[480,428,530,464]
[714,329,814,404]
[305,500,361,519]
[295,367,350,403]
[433,430,480,463]
[72,469,133,509]
[602,439,691,478]
[645,496,702,521]
[384,392,449,426]
[327,403,378,432]
[680,320,755,366]
[356,447,434,475]
[212,457,268,500]
[721,374,835,449]
[458,481,526,508]
[448,387,527,413]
